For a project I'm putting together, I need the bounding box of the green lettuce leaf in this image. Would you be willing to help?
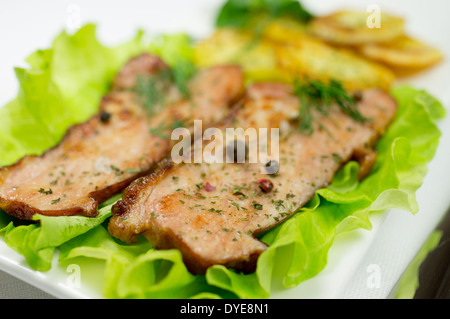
[216,0,314,29]
[1,205,112,271]
[58,226,235,299]
[149,33,197,96]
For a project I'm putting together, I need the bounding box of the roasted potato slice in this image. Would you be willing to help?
[194,28,395,91]
[308,10,405,45]
[359,35,443,69]
[194,28,291,83]
[262,17,309,43]
[274,37,395,91]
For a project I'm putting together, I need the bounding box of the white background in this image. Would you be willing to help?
[0,0,449,299]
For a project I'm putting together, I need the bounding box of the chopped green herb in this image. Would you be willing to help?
[39,188,53,195]
[231,202,240,210]
[171,59,197,97]
[123,168,141,174]
[293,78,369,135]
[273,199,285,211]
[149,118,190,139]
[332,153,342,163]
[134,70,172,116]
[252,201,263,210]
[232,185,243,194]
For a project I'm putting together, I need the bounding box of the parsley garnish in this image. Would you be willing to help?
[171,60,197,97]
[39,188,53,195]
[216,0,314,29]
[134,61,196,117]
[252,201,263,210]
[134,70,172,116]
[293,78,369,135]
[149,118,190,139]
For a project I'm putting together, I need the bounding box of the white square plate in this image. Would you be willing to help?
[0,0,449,299]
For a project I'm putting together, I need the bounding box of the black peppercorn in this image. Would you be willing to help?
[99,111,112,123]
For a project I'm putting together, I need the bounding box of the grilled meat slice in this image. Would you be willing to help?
[108,83,397,275]
[0,54,244,220]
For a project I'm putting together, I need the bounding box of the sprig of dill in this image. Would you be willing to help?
[293,78,368,135]
[134,61,197,117]
[171,60,197,98]
[134,70,173,116]
[149,118,191,139]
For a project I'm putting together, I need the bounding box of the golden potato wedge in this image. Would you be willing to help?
[308,10,405,45]
[260,18,394,89]
[194,28,395,91]
[262,17,309,44]
[194,28,291,83]
[274,37,395,91]
[359,35,443,69]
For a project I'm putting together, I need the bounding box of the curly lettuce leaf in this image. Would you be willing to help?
[58,226,235,299]
[216,0,314,29]
[1,205,112,271]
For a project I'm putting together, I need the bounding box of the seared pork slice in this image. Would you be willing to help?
[108,83,397,275]
[0,54,244,220]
